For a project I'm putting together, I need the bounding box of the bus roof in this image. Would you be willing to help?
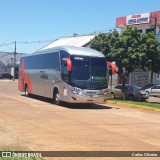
[63,46,105,57]
[26,46,105,58]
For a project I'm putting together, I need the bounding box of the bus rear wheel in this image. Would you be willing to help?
[25,85,29,97]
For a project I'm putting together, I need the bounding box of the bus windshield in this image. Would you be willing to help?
[70,55,108,89]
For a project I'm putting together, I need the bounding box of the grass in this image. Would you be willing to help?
[0,158,44,160]
[109,99,160,109]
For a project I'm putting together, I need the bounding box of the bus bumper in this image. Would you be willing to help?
[66,93,108,104]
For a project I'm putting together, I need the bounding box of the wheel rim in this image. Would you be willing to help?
[54,92,60,105]
[25,86,29,96]
[55,94,59,102]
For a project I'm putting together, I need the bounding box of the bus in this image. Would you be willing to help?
[18,46,110,105]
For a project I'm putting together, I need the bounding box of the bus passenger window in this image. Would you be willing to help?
[62,61,69,83]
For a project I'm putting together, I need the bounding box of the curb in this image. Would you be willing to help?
[108,100,160,112]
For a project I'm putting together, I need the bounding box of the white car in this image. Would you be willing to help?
[145,85,160,97]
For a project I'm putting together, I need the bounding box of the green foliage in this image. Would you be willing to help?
[90,30,119,57]
[91,26,160,79]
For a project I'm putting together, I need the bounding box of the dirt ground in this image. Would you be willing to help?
[0,80,160,160]
[146,96,160,103]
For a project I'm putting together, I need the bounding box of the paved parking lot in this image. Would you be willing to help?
[0,80,160,160]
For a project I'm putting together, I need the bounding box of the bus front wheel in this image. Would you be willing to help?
[54,90,61,106]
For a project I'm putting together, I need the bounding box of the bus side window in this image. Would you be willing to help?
[60,50,69,83]
[61,60,69,82]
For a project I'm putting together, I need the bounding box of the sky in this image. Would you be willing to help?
[0,0,160,53]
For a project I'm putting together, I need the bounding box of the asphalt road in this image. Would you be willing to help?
[0,80,160,160]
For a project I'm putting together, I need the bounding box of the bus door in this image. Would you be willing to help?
[44,52,61,98]
[36,54,46,97]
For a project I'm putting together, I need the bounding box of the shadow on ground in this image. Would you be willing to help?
[21,94,119,110]
[147,101,160,105]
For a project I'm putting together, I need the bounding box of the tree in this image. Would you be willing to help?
[90,30,119,57]
[141,32,160,73]
[91,26,160,85]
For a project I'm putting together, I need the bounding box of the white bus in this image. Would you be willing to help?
[18,46,110,105]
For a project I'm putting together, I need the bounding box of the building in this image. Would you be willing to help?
[40,34,95,51]
[116,10,160,85]
[116,11,160,36]
[0,52,25,78]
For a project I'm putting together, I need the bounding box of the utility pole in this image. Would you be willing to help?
[13,41,16,81]
[154,14,157,35]
[150,14,158,83]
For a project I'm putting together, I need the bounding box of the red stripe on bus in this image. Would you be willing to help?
[18,59,32,93]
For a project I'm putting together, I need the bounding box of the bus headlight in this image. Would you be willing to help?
[73,88,81,94]
[69,86,81,94]
[63,88,68,97]
[102,88,109,95]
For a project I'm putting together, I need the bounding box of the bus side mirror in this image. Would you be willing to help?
[62,58,72,72]
[107,62,116,76]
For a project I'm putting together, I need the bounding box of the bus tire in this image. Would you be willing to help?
[25,84,29,97]
[53,89,61,106]
[111,92,115,99]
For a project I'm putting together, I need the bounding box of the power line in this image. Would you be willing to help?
[16,39,55,44]
[0,28,116,47]
[1,42,14,51]
[0,40,54,47]
[0,42,14,47]
[0,28,117,52]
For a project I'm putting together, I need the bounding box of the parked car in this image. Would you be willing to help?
[0,73,13,79]
[141,83,156,90]
[145,85,160,97]
[111,84,149,101]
